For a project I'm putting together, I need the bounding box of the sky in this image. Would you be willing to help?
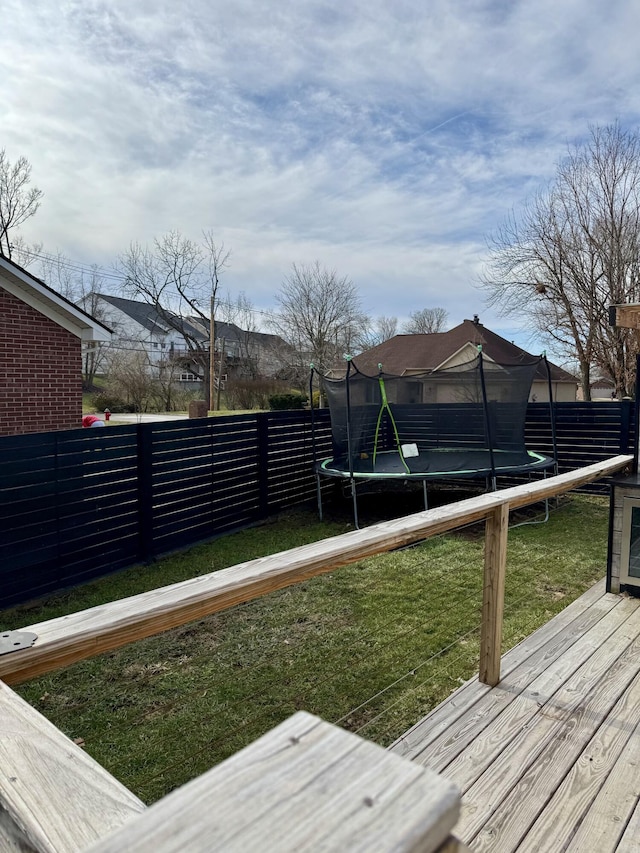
[2,0,640,358]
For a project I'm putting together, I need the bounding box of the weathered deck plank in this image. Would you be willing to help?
[563,709,640,851]
[0,679,145,853]
[438,595,638,788]
[391,578,610,762]
[0,805,37,853]
[85,712,462,853]
[615,798,640,852]
[393,583,640,853]
[517,669,640,851]
[463,603,640,850]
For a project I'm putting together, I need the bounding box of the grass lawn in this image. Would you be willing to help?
[1,493,610,804]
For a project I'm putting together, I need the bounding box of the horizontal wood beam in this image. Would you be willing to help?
[0,455,631,686]
[84,712,461,853]
[0,679,144,853]
[609,303,640,329]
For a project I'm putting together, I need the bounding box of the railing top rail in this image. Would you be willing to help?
[0,454,631,686]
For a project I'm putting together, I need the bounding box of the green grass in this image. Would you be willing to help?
[2,495,610,804]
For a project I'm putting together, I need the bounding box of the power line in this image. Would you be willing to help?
[21,247,126,282]
[20,247,282,323]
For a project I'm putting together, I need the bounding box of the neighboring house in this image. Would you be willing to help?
[84,294,208,383]
[191,318,294,380]
[0,256,112,436]
[83,294,292,384]
[586,377,618,401]
[351,316,578,402]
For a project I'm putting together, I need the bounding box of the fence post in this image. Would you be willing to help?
[137,423,155,562]
[479,501,509,686]
[257,413,270,517]
[619,398,633,455]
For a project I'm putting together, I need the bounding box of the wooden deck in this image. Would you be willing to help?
[390,579,640,852]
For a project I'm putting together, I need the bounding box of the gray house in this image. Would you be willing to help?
[84,294,290,384]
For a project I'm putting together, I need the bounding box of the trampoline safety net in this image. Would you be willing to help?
[316,353,554,480]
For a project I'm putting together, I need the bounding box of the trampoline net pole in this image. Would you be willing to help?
[543,354,559,476]
[345,358,360,527]
[478,349,497,487]
[309,366,323,520]
[309,366,318,465]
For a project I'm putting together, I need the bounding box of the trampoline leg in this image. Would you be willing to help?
[543,469,551,519]
[351,478,360,529]
[423,480,428,511]
[316,474,323,521]
[490,476,497,492]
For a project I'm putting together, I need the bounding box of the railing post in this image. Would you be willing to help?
[480,501,509,686]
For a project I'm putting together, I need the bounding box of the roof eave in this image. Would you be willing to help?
[0,257,112,342]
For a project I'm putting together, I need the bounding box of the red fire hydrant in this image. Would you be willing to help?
[104,409,111,421]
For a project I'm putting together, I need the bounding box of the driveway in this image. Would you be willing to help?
[107,413,189,424]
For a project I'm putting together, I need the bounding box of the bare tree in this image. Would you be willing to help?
[355,315,398,351]
[119,230,230,405]
[401,307,448,334]
[223,291,260,379]
[0,150,43,258]
[103,349,158,413]
[15,247,112,388]
[78,277,112,390]
[271,261,365,385]
[483,123,640,399]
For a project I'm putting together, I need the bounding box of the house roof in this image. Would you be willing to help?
[97,294,207,341]
[0,255,112,342]
[351,318,577,384]
[195,318,290,349]
[95,296,290,351]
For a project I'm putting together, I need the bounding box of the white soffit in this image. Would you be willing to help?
[0,260,111,342]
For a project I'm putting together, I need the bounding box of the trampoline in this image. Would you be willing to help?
[310,350,557,527]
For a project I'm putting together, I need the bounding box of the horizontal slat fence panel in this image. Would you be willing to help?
[0,403,634,609]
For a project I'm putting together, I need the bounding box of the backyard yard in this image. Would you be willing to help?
[0,492,611,806]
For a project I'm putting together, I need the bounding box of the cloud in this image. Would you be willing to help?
[2,0,640,352]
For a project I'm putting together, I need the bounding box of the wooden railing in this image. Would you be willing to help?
[0,455,631,688]
[0,454,631,851]
[0,678,469,851]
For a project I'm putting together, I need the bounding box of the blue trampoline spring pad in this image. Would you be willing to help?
[317,448,556,480]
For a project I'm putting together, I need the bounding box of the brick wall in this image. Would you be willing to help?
[0,287,83,435]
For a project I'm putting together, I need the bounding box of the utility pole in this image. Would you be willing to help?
[214,296,216,411]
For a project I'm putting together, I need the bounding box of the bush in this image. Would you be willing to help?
[268,392,308,410]
[226,378,281,410]
[91,393,137,413]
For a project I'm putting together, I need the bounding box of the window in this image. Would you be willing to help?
[621,498,640,583]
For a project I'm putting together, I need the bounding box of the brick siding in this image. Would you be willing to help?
[0,286,82,435]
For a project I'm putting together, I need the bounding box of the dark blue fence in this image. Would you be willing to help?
[0,402,634,609]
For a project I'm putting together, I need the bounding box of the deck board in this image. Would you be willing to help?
[392,579,609,763]
[563,711,640,851]
[616,797,640,852]
[392,582,640,853]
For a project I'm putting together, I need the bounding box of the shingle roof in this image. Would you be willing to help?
[351,319,577,383]
[98,294,206,340]
[192,318,288,348]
